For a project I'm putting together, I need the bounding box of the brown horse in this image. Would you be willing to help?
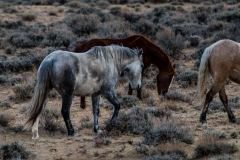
[197,39,239,124]
[74,35,175,109]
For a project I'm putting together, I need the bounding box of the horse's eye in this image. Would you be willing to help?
[141,64,144,68]
[124,68,129,72]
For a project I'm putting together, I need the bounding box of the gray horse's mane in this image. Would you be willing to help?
[87,45,139,65]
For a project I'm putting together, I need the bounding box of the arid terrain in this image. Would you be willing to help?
[1,0,240,160]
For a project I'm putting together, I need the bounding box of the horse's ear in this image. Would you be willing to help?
[138,48,143,56]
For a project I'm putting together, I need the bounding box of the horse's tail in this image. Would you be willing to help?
[24,61,52,130]
[190,45,213,103]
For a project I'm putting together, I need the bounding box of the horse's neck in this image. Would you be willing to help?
[145,39,173,72]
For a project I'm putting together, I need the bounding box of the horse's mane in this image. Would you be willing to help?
[87,45,138,63]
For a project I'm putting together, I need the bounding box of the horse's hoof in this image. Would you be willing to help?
[32,134,39,140]
[73,132,79,137]
[229,117,237,123]
[97,129,103,135]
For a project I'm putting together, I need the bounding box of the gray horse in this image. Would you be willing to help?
[24,45,143,139]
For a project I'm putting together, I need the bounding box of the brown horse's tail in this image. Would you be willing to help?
[24,61,52,130]
[190,45,213,103]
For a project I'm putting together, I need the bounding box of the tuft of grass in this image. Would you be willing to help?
[0,101,10,108]
[21,13,36,21]
[165,90,190,102]
[134,143,149,155]
[11,84,34,101]
[143,122,194,145]
[79,116,93,129]
[1,141,34,160]
[147,107,171,119]
[105,106,152,135]
[120,95,140,108]
[0,113,15,127]
[193,142,238,159]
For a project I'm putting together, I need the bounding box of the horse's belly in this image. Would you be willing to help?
[73,79,101,96]
[229,70,240,84]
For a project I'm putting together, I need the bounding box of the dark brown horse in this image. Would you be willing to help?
[74,35,175,109]
[196,39,239,124]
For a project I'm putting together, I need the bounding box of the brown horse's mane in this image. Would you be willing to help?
[135,35,174,73]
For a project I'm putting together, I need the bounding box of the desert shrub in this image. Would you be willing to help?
[0,56,41,74]
[97,1,110,9]
[68,1,80,8]
[0,75,8,85]
[4,46,16,55]
[49,10,57,16]
[191,42,209,60]
[21,13,36,21]
[94,134,111,147]
[7,32,43,48]
[0,101,10,108]
[42,106,61,119]
[142,122,194,145]
[11,77,22,85]
[1,141,34,160]
[134,143,149,155]
[131,18,157,38]
[40,29,74,49]
[0,20,24,29]
[3,7,18,13]
[97,20,132,38]
[65,14,100,37]
[143,150,188,160]
[208,155,235,160]
[11,84,34,101]
[144,97,156,107]
[42,108,61,134]
[172,23,203,38]
[193,142,238,159]
[165,90,190,102]
[156,29,185,58]
[209,9,240,23]
[188,36,200,47]
[120,95,139,107]
[105,106,152,135]
[225,0,238,4]
[147,107,171,119]
[110,7,122,16]
[80,116,93,129]
[6,125,24,133]
[148,6,166,20]
[230,131,238,138]
[124,13,142,23]
[177,70,198,88]
[0,113,14,127]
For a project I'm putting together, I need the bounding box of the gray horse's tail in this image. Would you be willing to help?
[24,61,52,130]
[190,45,213,103]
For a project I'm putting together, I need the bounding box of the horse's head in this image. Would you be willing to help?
[123,49,143,90]
[157,68,175,96]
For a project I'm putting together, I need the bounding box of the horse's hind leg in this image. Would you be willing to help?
[91,94,101,134]
[200,83,223,124]
[61,94,77,136]
[80,96,86,109]
[32,116,39,140]
[219,86,237,123]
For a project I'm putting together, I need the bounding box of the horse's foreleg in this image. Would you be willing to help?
[219,86,237,123]
[104,91,120,122]
[200,83,222,124]
[80,96,86,109]
[128,83,133,95]
[91,94,101,134]
[32,116,39,140]
[137,88,142,100]
[61,95,77,136]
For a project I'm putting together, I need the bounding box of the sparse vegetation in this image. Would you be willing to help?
[143,121,194,145]
[1,141,34,160]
